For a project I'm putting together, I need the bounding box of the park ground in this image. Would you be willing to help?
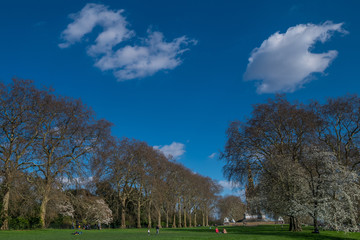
[1,225,360,240]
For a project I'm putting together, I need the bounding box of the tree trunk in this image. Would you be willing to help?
[40,184,51,228]
[137,199,141,228]
[147,202,152,228]
[172,213,176,228]
[178,199,182,227]
[183,206,187,228]
[189,211,192,227]
[205,212,209,227]
[289,216,302,232]
[313,202,319,233]
[0,189,10,230]
[165,210,169,228]
[121,198,126,228]
[157,208,161,228]
[202,212,205,226]
[194,212,197,227]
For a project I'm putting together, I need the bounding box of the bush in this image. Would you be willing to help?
[29,217,42,229]
[9,217,30,230]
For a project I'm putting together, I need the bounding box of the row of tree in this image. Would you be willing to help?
[0,79,230,230]
[222,95,360,232]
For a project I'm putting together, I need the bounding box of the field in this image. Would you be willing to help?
[1,225,360,240]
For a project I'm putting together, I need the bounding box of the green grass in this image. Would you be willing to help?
[1,225,360,240]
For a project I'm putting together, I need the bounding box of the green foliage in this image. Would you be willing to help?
[28,217,42,229]
[9,217,29,230]
[48,215,72,229]
[8,216,42,230]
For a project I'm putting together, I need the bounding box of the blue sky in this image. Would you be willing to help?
[0,0,359,197]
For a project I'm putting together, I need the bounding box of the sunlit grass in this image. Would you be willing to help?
[1,225,359,240]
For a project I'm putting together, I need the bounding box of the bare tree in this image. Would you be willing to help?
[222,96,318,231]
[92,138,147,228]
[217,195,246,222]
[314,95,360,167]
[31,93,109,228]
[0,79,47,230]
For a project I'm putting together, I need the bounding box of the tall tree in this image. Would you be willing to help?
[222,96,318,231]
[217,195,246,222]
[32,93,109,228]
[0,79,46,230]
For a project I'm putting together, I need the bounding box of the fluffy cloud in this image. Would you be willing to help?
[59,3,195,81]
[58,3,133,51]
[244,21,346,93]
[95,31,195,80]
[154,142,185,159]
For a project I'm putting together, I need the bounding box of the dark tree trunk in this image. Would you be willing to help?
[289,216,302,232]
[313,202,319,233]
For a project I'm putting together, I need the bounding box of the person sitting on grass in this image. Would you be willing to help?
[215,227,219,233]
[223,228,227,234]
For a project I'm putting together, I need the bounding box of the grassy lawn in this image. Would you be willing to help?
[0,225,360,240]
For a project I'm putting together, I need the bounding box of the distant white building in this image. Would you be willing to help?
[244,213,267,221]
[223,217,235,224]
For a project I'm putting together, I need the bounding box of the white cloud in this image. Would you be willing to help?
[95,31,195,80]
[244,21,346,94]
[208,152,217,159]
[58,3,134,52]
[154,142,185,159]
[59,3,133,51]
[219,180,242,190]
[59,3,195,81]
[219,180,246,199]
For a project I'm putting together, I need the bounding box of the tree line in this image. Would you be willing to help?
[0,79,232,230]
[222,95,360,232]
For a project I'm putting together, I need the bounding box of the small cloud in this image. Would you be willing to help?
[244,21,347,94]
[218,180,242,190]
[154,142,185,159]
[208,152,217,159]
[219,180,245,199]
[58,3,133,51]
[59,3,196,81]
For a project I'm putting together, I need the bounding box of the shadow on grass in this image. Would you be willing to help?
[165,225,359,240]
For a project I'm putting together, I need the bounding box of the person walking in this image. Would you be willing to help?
[156,225,160,234]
